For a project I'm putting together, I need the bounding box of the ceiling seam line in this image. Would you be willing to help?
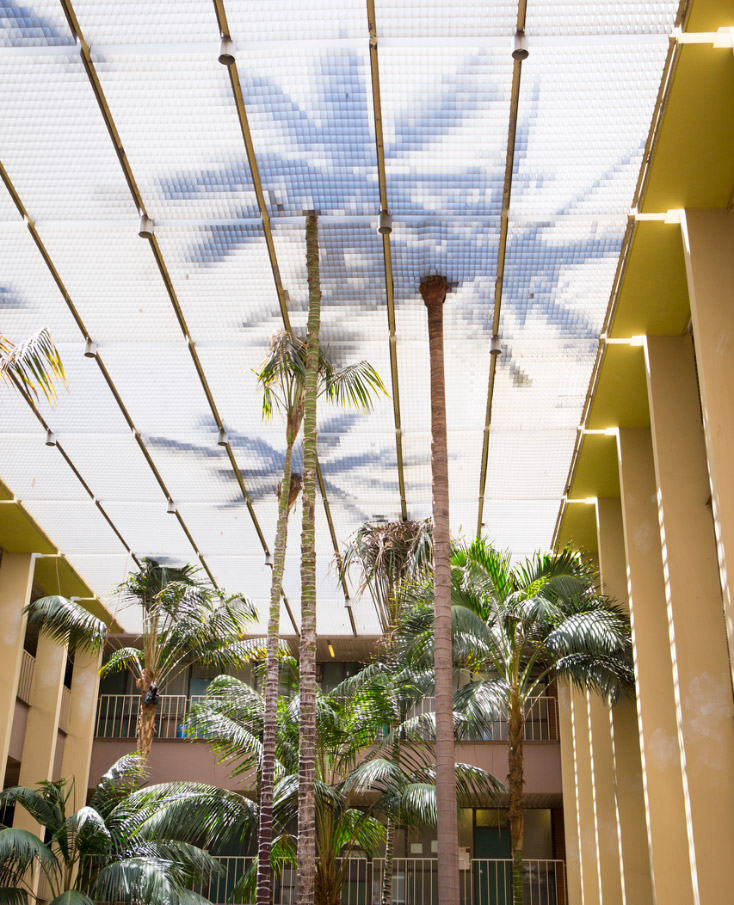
[58,0,276,598]
[215,0,354,632]
[476,1,528,538]
[552,32,682,549]
[0,159,224,594]
[8,375,142,572]
[366,0,408,524]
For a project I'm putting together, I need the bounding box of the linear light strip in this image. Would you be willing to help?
[551,30,682,550]
[366,0,408,527]
[214,0,354,633]
[475,0,528,538]
[57,0,288,614]
[0,159,221,592]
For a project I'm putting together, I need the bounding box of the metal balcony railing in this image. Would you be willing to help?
[198,856,567,905]
[95,694,559,742]
[408,695,559,741]
[17,650,35,704]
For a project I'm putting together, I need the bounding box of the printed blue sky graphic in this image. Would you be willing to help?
[0,0,677,620]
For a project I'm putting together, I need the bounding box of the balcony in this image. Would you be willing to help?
[95,694,559,742]
[200,856,567,905]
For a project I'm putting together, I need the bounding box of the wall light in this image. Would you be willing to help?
[327,640,335,659]
[138,215,155,239]
[219,36,236,66]
[512,30,529,60]
[45,429,56,447]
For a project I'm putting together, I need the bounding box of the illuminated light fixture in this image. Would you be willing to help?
[378,210,392,234]
[45,429,56,447]
[490,335,502,356]
[327,640,335,659]
[265,551,273,567]
[166,498,176,515]
[217,427,229,447]
[218,36,236,66]
[84,338,98,358]
[138,214,155,239]
[512,30,529,60]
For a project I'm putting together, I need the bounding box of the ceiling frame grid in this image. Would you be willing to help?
[0,159,225,587]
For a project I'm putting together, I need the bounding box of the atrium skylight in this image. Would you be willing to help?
[0,0,680,633]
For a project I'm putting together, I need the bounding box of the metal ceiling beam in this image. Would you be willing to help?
[475,0,528,537]
[56,0,296,624]
[366,0,408,524]
[0,159,219,592]
[213,0,356,634]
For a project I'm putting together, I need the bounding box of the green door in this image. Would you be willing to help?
[475,820,512,905]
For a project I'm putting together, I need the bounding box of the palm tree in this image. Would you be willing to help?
[24,559,259,757]
[397,539,635,905]
[340,519,433,635]
[1,328,66,404]
[339,518,433,905]
[255,334,385,905]
[418,274,458,905]
[186,664,503,905]
[0,754,252,905]
[298,210,322,905]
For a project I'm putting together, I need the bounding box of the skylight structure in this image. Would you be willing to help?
[0,0,680,633]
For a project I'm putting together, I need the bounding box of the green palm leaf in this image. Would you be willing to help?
[0,329,67,405]
[23,596,107,653]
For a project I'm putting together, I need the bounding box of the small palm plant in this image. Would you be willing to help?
[0,328,66,404]
[0,755,253,905]
[24,559,259,757]
[397,539,635,905]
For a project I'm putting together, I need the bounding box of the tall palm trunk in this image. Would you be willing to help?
[381,731,401,905]
[136,669,156,758]
[419,274,459,905]
[256,435,297,905]
[508,691,525,905]
[297,212,321,905]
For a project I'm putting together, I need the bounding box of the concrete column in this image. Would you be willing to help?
[681,209,734,687]
[573,692,600,905]
[644,333,734,902]
[586,696,624,905]
[61,648,102,810]
[0,553,34,786]
[14,634,66,836]
[616,429,696,904]
[558,685,583,905]
[595,499,653,905]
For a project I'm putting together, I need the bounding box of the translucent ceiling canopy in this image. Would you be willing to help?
[0,0,678,633]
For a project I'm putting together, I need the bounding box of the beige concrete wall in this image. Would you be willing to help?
[616,428,696,904]
[14,634,66,836]
[558,686,582,905]
[0,553,34,786]
[644,333,734,903]
[595,498,653,905]
[682,209,734,693]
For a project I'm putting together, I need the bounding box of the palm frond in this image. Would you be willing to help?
[24,596,107,653]
[0,887,29,905]
[47,892,94,905]
[0,329,67,404]
[321,360,387,411]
